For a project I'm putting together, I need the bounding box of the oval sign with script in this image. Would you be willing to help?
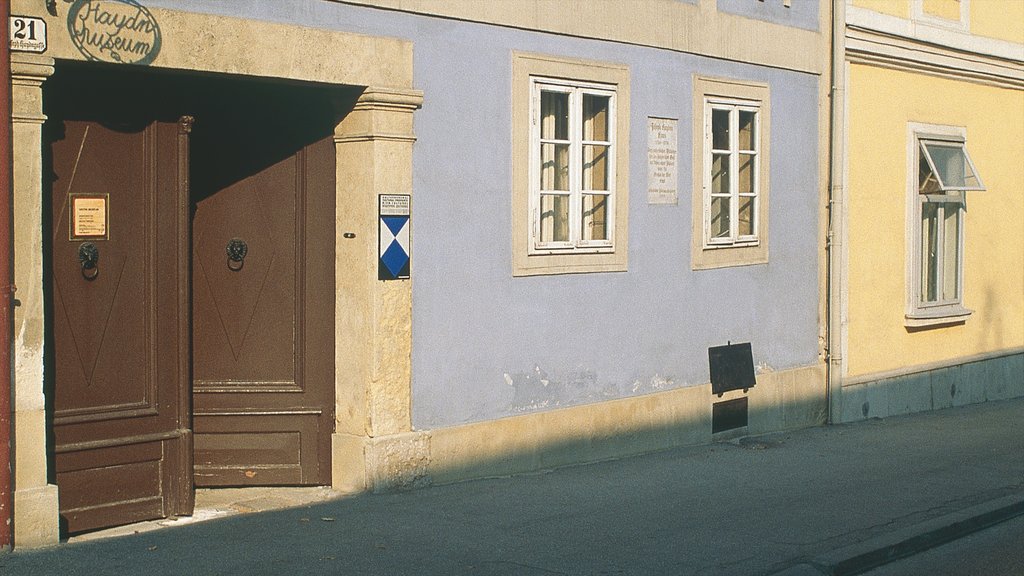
[67,0,162,65]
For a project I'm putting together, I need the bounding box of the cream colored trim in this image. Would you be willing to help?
[333,87,422,445]
[336,0,825,75]
[690,75,771,270]
[846,24,1024,90]
[846,4,1024,63]
[842,347,1024,387]
[512,52,630,276]
[12,3,414,89]
[10,52,61,549]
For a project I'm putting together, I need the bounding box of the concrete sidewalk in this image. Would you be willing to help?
[1,398,1021,575]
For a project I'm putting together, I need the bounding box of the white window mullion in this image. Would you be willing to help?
[569,88,582,246]
[729,108,740,242]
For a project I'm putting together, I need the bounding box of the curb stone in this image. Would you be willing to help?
[769,494,1024,576]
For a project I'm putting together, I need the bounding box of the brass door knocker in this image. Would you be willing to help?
[79,242,99,280]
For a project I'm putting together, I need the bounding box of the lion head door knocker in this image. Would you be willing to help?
[78,242,100,280]
[226,237,248,271]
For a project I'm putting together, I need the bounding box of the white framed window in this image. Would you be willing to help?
[703,97,761,247]
[907,126,984,327]
[691,76,770,270]
[512,52,630,277]
[530,77,617,254]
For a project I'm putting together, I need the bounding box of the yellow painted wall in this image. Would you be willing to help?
[971,0,1024,44]
[921,0,960,21]
[846,64,1024,377]
[851,0,908,18]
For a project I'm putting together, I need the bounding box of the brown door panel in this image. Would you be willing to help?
[49,118,192,534]
[193,411,322,486]
[192,135,335,487]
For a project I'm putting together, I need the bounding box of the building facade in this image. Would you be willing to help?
[831,0,1024,422]
[8,0,832,546]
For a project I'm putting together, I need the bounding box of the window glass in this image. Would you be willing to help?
[583,94,609,142]
[583,144,609,190]
[582,194,608,241]
[710,196,730,239]
[540,194,570,243]
[541,91,569,140]
[541,144,570,191]
[942,202,960,301]
[738,111,756,151]
[712,109,730,150]
[920,201,939,303]
[920,141,983,190]
[530,77,616,254]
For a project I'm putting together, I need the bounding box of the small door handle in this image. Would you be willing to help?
[226,238,247,271]
[79,242,99,280]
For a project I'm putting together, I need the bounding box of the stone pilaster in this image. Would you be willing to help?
[10,53,59,548]
[331,87,429,493]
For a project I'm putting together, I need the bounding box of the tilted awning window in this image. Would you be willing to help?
[919,139,985,194]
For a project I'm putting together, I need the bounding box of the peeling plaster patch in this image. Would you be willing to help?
[631,373,674,394]
[506,366,672,413]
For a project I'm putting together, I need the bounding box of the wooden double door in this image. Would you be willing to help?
[47,70,337,534]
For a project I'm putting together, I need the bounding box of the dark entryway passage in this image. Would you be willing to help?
[44,63,350,533]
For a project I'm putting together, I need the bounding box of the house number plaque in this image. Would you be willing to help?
[70,194,109,240]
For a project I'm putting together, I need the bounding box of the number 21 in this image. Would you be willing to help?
[13,19,38,41]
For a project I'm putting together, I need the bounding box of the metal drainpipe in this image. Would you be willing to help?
[1,0,15,549]
[826,0,847,424]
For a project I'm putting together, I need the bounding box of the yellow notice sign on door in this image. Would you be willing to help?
[71,194,108,240]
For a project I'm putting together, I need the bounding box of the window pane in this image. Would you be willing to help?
[738,196,755,237]
[712,153,730,194]
[919,154,941,194]
[583,94,610,142]
[921,202,939,303]
[583,144,609,191]
[582,194,608,241]
[738,110,756,151]
[540,194,569,243]
[710,196,731,239]
[540,91,569,140]
[712,109,730,150]
[922,142,982,189]
[942,204,960,301]
[738,153,755,194]
[541,143,570,191]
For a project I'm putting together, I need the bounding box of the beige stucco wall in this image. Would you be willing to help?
[11,1,413,89]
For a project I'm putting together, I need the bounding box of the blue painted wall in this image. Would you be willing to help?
[717,0,820,31]
[145,0,822,429]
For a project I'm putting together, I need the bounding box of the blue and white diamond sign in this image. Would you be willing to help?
[379,194,410,280]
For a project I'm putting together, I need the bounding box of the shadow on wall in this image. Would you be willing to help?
[418,387,828,490]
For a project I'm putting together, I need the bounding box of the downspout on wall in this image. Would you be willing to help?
[1,0,15,550]
[826,0,847,423]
